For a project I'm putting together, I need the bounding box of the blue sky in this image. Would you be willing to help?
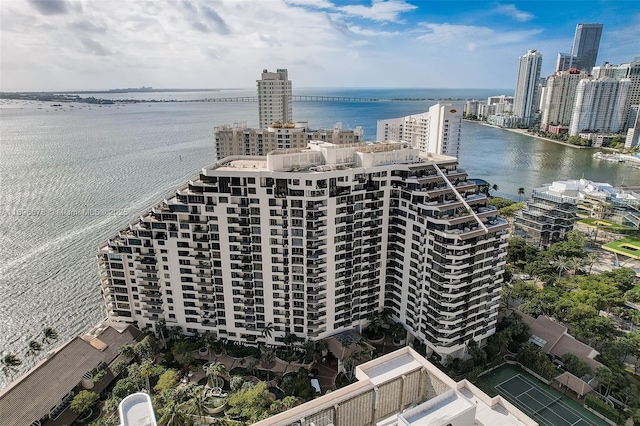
[1,0,638,91]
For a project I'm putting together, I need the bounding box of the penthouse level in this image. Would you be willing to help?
[99,142,508,360]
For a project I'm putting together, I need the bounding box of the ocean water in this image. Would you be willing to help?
[1,88,639,387]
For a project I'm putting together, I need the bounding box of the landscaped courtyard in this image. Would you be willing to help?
[603,236,640,260]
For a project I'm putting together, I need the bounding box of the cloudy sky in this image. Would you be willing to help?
[1,0,638,91]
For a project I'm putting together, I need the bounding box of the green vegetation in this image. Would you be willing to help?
[603,237,640,259]
[487,197,524,217]
[578,218,631,231]
[585,394,620,423]
[503,232,640,422]
[71,390,99,416]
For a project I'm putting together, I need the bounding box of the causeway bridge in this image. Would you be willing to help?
[199,95,469,103]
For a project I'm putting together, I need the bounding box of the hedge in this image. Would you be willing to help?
[585,394,620,423]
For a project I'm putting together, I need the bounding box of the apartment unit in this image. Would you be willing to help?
[99,142,508,360]
[376,102,462,156]
[252,347,535,426]
[541,69,589,130]
[258,69,292,128]
[214,121,363,159]
[569,77,631,136]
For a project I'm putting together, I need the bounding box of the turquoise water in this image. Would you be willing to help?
[1,89,639,388]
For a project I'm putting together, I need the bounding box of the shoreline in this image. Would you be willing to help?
[464,120,592,149]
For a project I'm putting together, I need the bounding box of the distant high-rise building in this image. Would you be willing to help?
[569,77,631,136]
[257,69,292,128]
[214,121,363,159]
[569,23,603,73]
[376,102,462,157]
[555,52,573,73]
[541,68,589,130]
[592,60,640,130]
[514,49,543,126]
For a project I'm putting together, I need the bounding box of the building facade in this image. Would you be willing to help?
[515,181,580,247]
[569,77,631,136]
[513,50,543,126]
[258,69,292,128]
[99,142,508,360]
[376,102,462,157]
[541,69,589,130]
[568,23,603,73]
[214,121,363,159]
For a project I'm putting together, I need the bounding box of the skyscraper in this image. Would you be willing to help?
[257,69,292,128]
[569,24,603,73]
[513,49,543,126]
[99,142,508,361]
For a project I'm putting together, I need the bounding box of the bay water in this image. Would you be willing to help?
[1,88,639,387]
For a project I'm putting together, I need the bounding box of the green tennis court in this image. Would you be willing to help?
[496,374,602,426]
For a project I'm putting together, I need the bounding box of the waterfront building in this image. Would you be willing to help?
[515,180,580,246]
[569,77,631,136]
[513,50,543,127]
[593,59,640,129]
[463,99,484,118]
[626,106,640,148]
[258,69,292,128]
[568,23,603,73]
[214,121,363,159]
[482,95,514,118]
[376,102,462,157]
[486,114,521,128]
[252,347,536,426]
[515,177,640,245]
[0,323,141,426]
[541,68,589,130]
[99,142,508,360]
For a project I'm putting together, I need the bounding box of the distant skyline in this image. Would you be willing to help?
[1,0,639,91]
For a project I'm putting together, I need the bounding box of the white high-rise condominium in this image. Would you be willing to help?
[376,102,462,157]
[257,68,292,128]
[593,60,640,129]
[569,77,631,136]
[541,69,589,130]
[99,142,508,360]
[514,50,543,126]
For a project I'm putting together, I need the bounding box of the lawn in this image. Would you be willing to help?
[603,237,640,259]
[578,218,631,230]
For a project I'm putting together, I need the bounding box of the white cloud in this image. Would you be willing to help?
[493,4,534,22]
[338,0,417,23]
[285,0,334,8]
[417,22,542,50]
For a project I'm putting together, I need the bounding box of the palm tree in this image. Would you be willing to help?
[518,187,525,202]
[585,252,600,275]
[42,327,58,344]
[1,353,22,377]
[554,255,570,278]
[139,359,154,393]
[156,318,168,348]
[205,361,226,388]
[261,322,275,344]
[184,386,209,424]
[158,400,190,426]
[491,183,499,195]
[26,340,43,358]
